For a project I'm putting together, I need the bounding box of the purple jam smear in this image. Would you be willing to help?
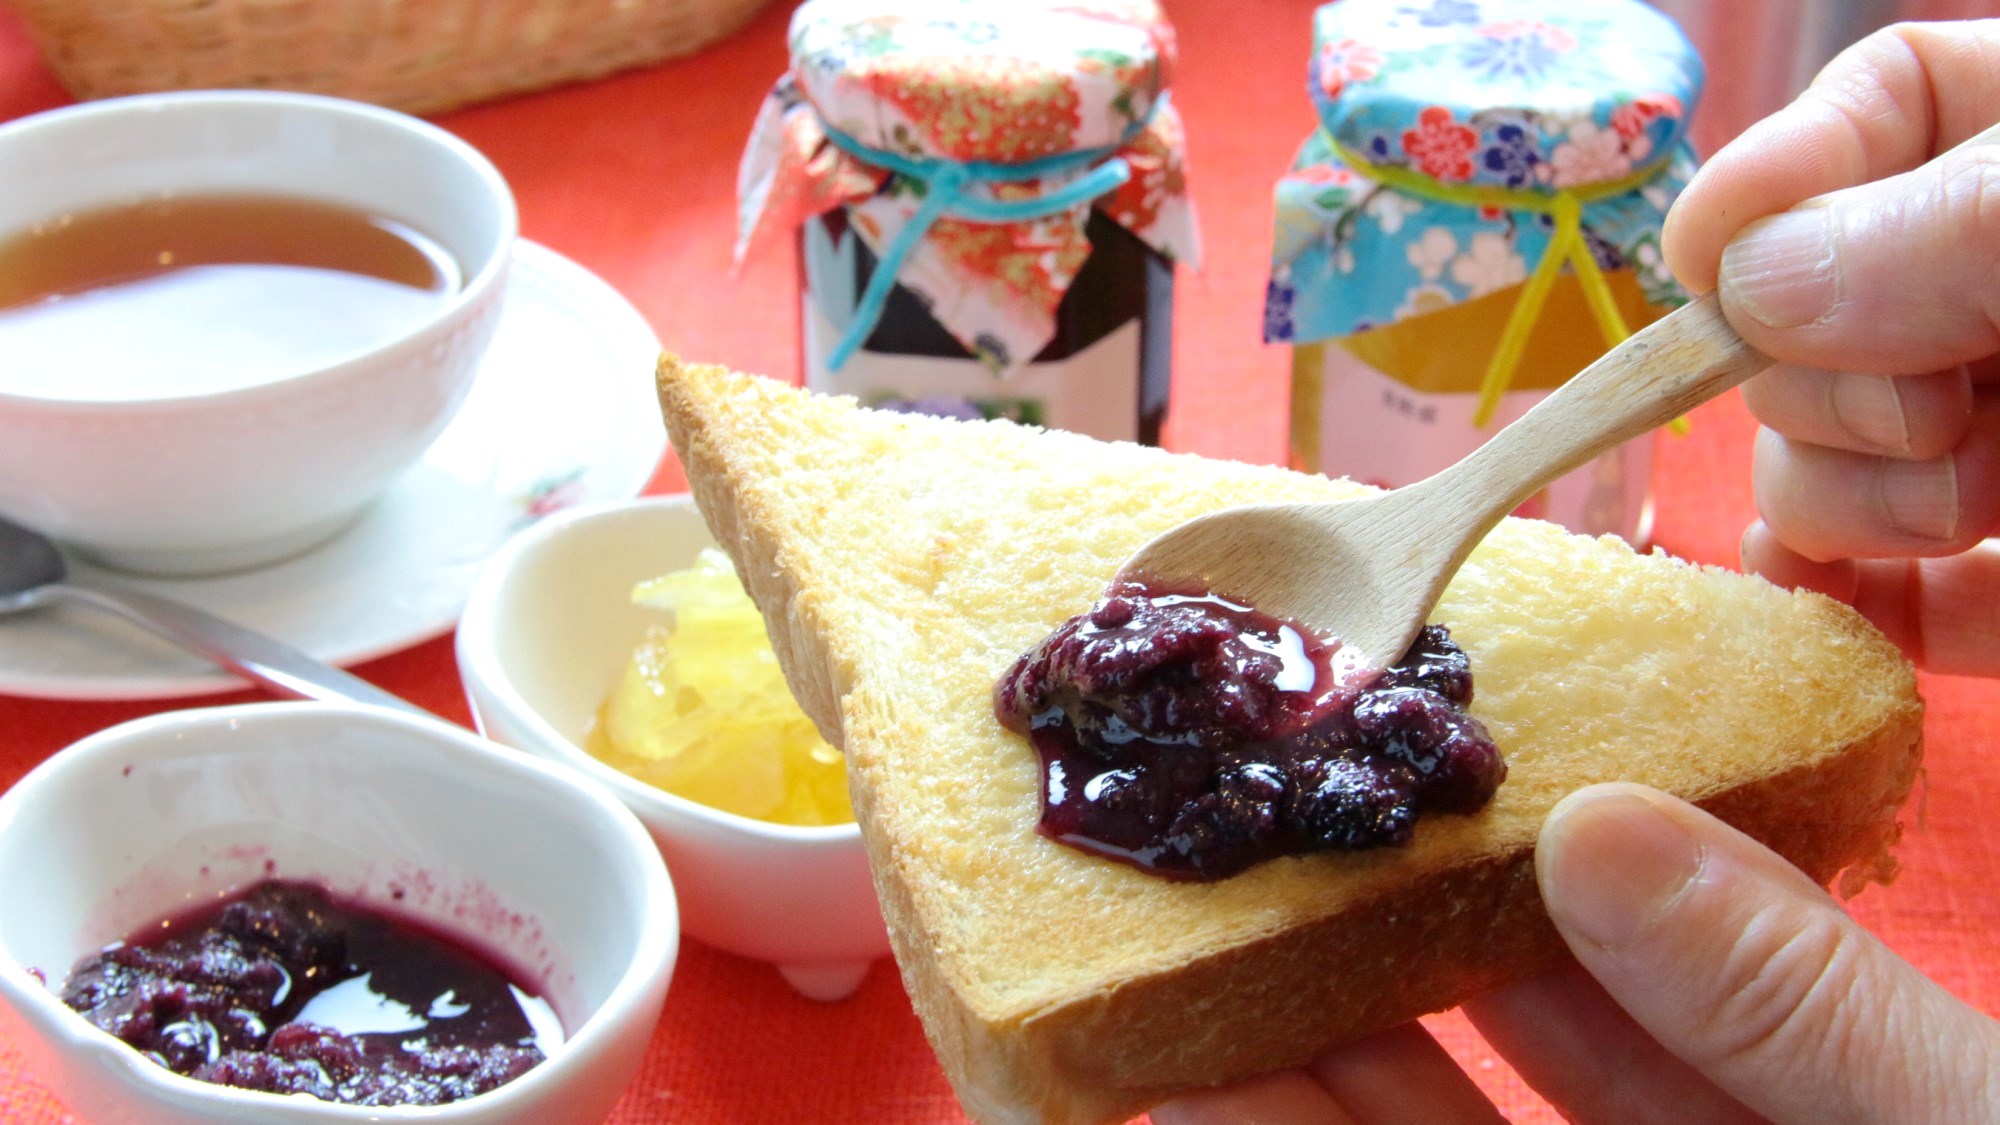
[58,880,553,1107]
[994,586,1506,880]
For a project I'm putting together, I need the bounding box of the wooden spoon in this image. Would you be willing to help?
[1116,291,1768,671]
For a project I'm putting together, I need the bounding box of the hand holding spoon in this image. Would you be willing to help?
[0,513,427,714]
[1116,292,1768,671]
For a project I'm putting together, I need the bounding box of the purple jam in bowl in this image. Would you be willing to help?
[59,880,556,1107]
[995,585,1505,880]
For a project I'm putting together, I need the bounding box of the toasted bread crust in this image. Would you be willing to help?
[658,354,1925,1125]
[1009,709,1919,1124]
[663,365,850,747]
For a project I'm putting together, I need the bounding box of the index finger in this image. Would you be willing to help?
[1663,19,2000,293]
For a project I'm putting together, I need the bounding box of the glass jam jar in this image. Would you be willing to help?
[736,0,1198,445]
[1265,0,1705,545]
[800,206,1173,443]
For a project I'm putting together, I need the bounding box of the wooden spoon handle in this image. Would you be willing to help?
[1431,291,1768,532]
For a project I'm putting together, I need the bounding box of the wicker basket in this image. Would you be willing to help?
[7,0,776,115]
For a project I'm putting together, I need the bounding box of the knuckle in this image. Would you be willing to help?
[1752,433,1846,556]
[1938,152,2000,248]
[1892,20,2000,93]
[1689,901,1868,1072]
[1819,26,1930,142]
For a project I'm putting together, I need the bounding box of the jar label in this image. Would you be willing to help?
[1304,343,1654,545]
[804,301,1143,441]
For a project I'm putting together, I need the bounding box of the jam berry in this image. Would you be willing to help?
[194,1023,542,1106]
[1352,686,1506,812]
[58,880,551,1107]
[995,586,1505,880]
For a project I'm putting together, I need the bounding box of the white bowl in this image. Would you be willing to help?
[0,91,516,576]
[0,702,677,1125]
[456,495,888,1002]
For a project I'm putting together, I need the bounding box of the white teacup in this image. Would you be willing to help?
[0,91,516,575]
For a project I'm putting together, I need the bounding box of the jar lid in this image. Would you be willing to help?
[789,0,1176,164]
[1265,128,1694,346]
[1309,0,1701,192]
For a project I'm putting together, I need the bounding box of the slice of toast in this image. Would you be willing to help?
[656,355,1924,1125]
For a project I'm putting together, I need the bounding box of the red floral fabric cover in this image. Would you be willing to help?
[736,0,1199,375]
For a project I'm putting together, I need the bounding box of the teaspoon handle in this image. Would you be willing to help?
[46,582,430,716]
[1437,292,1769,530]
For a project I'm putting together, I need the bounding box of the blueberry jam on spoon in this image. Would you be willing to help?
[995,584,1505,880]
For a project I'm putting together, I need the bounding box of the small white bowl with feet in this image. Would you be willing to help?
[0,702,678,1124]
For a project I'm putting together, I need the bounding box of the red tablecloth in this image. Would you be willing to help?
[1,3,1995,1121]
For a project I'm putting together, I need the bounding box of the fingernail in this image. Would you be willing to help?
[1539,789,1703,951]
[1829,373,1913,455]
[1878,453,1960,541]
[1738,520,1758,570]
[1719,208,1838,329]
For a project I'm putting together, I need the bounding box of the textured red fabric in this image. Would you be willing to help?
[0,3,1995,1122]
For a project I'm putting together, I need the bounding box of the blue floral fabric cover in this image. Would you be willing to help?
[1266,0,1704,344]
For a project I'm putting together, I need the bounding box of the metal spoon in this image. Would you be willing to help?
[1117,292,1768,671]
[0,514,428,714]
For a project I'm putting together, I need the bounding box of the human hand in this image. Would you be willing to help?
[1148,783,2000,1124]
[1659,19,2000,675]
[1157,23,2000,1124]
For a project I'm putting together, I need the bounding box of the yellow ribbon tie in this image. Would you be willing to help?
[1330,140,1687,433]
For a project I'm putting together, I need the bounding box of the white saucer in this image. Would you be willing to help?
[0,240,667,701]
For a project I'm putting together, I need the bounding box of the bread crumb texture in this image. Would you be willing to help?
[658,356,1923,1125]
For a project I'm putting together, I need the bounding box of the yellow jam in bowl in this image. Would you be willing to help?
[586,548,854,827]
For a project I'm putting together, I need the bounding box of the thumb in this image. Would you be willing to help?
[1536,782,2000,1123]
[1716,146,2000,373]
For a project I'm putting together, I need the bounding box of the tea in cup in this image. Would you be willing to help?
[0,91,516,575]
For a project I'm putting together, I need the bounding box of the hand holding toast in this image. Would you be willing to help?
[1155,19,2000,1124]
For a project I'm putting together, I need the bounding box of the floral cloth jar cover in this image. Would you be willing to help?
[1269,0,1703,543]
[737,0,1199,443]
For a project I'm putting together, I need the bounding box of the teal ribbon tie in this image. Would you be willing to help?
[819,125,1139,371]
